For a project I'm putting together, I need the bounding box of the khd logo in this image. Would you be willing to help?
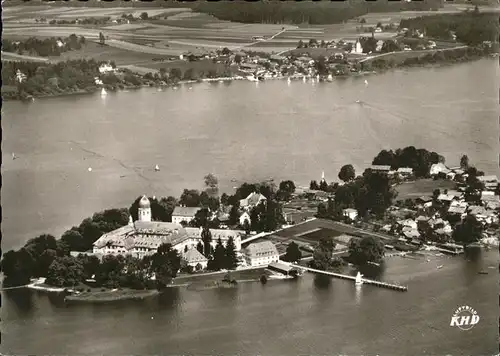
[450,305,480,331]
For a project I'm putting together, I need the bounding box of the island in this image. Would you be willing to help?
[2,147,498,301]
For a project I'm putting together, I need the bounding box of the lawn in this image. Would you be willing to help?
[395,179,456,201]
[298,228,343,242]
[173,267,267,286]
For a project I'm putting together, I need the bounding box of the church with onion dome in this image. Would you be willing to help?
[92,195,243,259]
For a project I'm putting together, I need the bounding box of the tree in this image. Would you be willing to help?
[221,193,230,206]
[338,164,356,182]
[348,236,385,266]
[310,180,320,190]
[319,180,328,192]
[46,256,85,287]
[234,54,242,64]
[201,227,213,256]
[99,32,105,45]
[204,173,218,189]
[169,68,182,82]
[140,12,149,20]
[224,237,238,270]
[179,189,201,207]
[229,202,240,226]
[283,242,302,263]
[460,154,469,170]
[277,180,296,201]
[1,249,35,286]
[381,40,400,53]
[196,241,204,255]
[297,40,304,48]
[211,238,226,271]
[190,208,212,228]
[151,243,181,290]
[310,237,336,271]
[243,219,251,234]
[453,215,483,249]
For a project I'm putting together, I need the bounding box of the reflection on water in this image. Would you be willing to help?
[313,274,331,290]
[354,284,362,305]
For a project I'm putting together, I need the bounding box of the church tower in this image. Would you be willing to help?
[138,195,151,222]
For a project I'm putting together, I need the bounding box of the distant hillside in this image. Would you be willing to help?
[4,0,445,24]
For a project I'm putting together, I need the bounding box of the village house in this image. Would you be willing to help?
[437,194,456,204]
[181,248,208,269]
[239,211,251,226]
[243,241,279,267]
[416,196,433,208]
[171,206,202,225]
[343,208,358,221]
[396,167,414,179]
[240,192,267,211]
[369,165,391,174]
[429,163,450,176]
[98,62,116,74]
[15,69,27,83]
[478,175,498,191]
[184,227,243,251]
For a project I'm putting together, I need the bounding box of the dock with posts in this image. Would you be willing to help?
[288,263,408,292]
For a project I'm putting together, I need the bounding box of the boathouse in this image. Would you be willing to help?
[268,261,299,276]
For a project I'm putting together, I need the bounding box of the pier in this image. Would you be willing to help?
[284,263,408,292]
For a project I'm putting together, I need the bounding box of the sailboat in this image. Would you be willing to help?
[287,77,291,84]
[327,74,333,82]
[154,164,160,172]
[364,79,368,86]
[12,153,17,160]
[101,88,107,96]
[355,272,364,285]
[302,76,306,83]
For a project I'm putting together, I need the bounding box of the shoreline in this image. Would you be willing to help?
[2,53,493,102]
[64,289,160,303]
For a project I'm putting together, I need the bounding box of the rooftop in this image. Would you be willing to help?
[172,206,202,217]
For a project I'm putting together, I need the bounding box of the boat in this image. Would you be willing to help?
[437,265,443,269]
[478,270,488,275]
[12,153,17,160]
[364,79,368,86]
[355,272,364,285]
[101,88,107,96]
[287,77,291,84]
[355,100,361,104]
[246,75,259,82]
[327,74,333,82]
[154,165,160,172]
[302,76,306,83]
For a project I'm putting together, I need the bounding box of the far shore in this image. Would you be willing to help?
[3,51,493,102]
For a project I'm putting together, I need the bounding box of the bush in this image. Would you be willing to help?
[87,288,91,292]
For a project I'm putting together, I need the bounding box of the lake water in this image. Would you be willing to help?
[1,249,498,355]
[1,59,499,355]
[3,58,499,252]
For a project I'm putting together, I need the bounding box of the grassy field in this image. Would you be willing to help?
[173,267,267,286]
[65,288,159,303]
[395,179,457,200]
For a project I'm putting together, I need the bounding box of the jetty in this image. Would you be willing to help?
[286,263,408,292]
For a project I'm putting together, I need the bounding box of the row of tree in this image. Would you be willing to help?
[3,34,86,57]
[399,11,499,46]
[44,243,181,290]
[190,0,442,25]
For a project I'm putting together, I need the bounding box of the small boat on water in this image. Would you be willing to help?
[355,100,361,104]
[302,76,306,83]
[154,165,160,172]
[12,153,17,160]
[478,270,488,275]
[355,272,364,285]
[364,79,368,86]
[287,77,291,84]
[101,88,107,96]
[437,265,443,269]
